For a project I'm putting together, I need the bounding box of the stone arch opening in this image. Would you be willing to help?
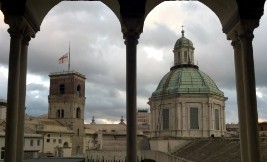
[0,1,265,162]
[76,85,81,96]
[59,84,65,95]
[76,107,81,119]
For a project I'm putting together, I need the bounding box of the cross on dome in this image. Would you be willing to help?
[181,25,185,37]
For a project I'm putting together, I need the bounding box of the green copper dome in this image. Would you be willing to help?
[174,30,194,49]
[152,67,224,97]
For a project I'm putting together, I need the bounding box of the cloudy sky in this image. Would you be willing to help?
[0,1,267,124]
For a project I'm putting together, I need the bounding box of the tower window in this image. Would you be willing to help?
[184,51,187,62]
[162,109,169,130]
[57,110,60,118]
[190,107,199,129]
[61,109,64,118]
[77,85,81,96]
[215,109,220,130]
[57,109,64,118]
[59,84,65,95]
[76,107,81,119]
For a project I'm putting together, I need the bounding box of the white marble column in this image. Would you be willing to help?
[4,18,23,162]
[229,20,260,162]
[16,28,34,162]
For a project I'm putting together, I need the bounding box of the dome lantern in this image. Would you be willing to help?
[173,28,195,67]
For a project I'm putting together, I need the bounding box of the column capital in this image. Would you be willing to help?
[5,15,36,40]
[22,26,35,45]
[121,17,144,42]
[227,20,258,42]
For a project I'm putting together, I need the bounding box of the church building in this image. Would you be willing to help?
[148,29,227,138]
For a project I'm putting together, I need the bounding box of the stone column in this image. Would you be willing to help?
[4,17,24,162]
[232,37,250,162]
[124,31,139,162]
[16,27,34,162]
[4,16,35,162]
[229,20,260,162]
[238,27,260,162]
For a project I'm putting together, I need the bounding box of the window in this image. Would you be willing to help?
[57,110,60,118]
[1,147,4,159]
[184,51,187,62]
[47,134,50,138]
[58,109,64,118]
[76,85,81,96]
[59,84,65,95]
[76,108,81,118]
[162,109,169,130]
[37,140,40,146]
[63,142,69,148]
[59,139,62,144]
[47,139,50,143]
[30,139,33,146]
[53,139,56,143]
[61,109,64,118]
[215,109,220,130]
[77,129,79,135]
[76,146,80,153]
[190,108,199,129]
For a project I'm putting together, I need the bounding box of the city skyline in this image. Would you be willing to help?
[0,1,267,124]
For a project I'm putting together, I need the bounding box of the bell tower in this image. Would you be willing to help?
[48,71,86,154]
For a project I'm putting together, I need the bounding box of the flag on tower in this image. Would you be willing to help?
[58,52,69,64]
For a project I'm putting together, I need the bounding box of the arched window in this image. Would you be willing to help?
[59,84,65,95]
[76,108,81,118]
[184,51,187,62]
[76,85,81,96]
[63,142,69,148]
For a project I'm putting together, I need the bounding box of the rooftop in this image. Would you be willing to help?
[152,67,224,97]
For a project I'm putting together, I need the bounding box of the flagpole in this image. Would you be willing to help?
[68,41,71,72]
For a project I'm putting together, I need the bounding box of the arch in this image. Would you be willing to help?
[63,142,69,148]
[76,85,81,96]
[59,84,65,95]
[76,107,81,119]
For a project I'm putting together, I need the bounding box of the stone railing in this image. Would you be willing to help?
[85,150,191,162]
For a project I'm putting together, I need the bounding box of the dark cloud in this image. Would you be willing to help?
[140,23,177,48]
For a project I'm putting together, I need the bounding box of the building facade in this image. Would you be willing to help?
[149,30,227,138]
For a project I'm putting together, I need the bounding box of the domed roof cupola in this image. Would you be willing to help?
[174,29,194,49]
[173,28,196,67]
[151,27,224,98]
